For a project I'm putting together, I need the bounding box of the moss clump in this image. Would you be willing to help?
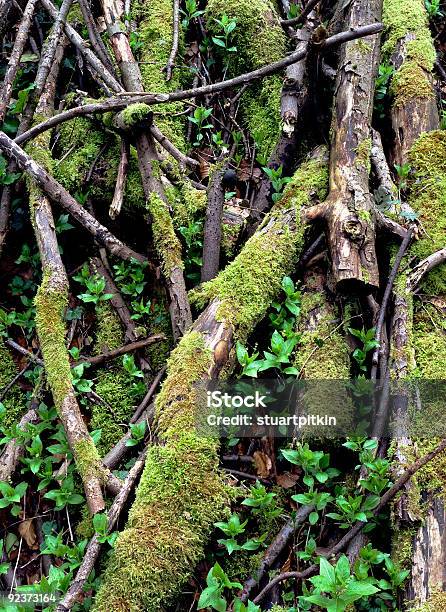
[190,156,328,338]
[206,0,287,159]
[131,0,186,151]
[408,131,446,294]
[148,193,183,276]
[355,137,372,172]
[120,103,152,128]
[165,181,207,229]
[409,590,446,611]
[73,437,104,482]
[54,116,107,192]
[383,0,436,107]
[391,526,416,569]
[0,341,27,428]
[90,302,136,455]
[34,273,72,408]
[93,332,231,611]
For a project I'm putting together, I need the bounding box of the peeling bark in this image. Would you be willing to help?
[324,0,382,293]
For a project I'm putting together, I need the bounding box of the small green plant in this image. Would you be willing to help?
[130,298,151,321]
[93,512,118,546]
[0,481,28,516]
[214,513,265,555]
[43,477,84,510]
[282,443,340,490]
[55,213,74,234]
[326,493,379,528]
[178,219,203,282]
[125,420,147,447]
[241,480,281,520]
[129,31,144,56]
[181,0,204,29]
[348,327,379,373]
[394,162,411,191]
[301,555,379,611]
[212,15,237,53]
[425,0,443,18]
[0,153,21,185]
[233,600,260,612]
[262,165,291,203]
[374,63,394,118]
[77,275,113,306]
[113,258,148,297]
[0,540,10,575]
[287,2,301,19]
[188,106,213,146]
[122,354,145,397]
[71,362,94,393]
[197,562,242,611]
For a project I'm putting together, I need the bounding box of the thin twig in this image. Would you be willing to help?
[280,0,320,27]
[165,0,179,81]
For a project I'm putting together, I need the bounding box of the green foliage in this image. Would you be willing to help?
[93,513,118,546]
[326,493,380,528]
[212,14,237,54]
[188,106,213,146]
[197,562,242,611]
[282,444,340,491]
[241,480,281,520]
[301,555,379,611]
[262,166,291,203]
[348,327,379,373]
[178,219,203,282]
[70,362,94,394]
[214,513,266,555]
[125,420,147,447]
[43,477,84,510]
[424,0,443,18]
[77,275,113,306]
[374,63,395,117]
[0,153,21,185]
[181,0,204,29]
[0,481,27,516]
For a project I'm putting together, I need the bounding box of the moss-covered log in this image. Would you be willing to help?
[382,0,439,165]
[92,152,328,611]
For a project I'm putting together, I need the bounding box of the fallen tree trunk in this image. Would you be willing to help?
[324,0,382,293]
[92,150,328,611]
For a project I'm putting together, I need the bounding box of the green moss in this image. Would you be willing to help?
[93,332,231,611]
[90,302,135,455]
[165,179,207,228]
[221,218,244,258]
[120,103,152,128]
[382,0,436,67]
[391,527,415,569]
[390,61,435,108]
[0,341,27,428]
[34,273,71,408]
[409,590,446,611]
[148,193,183,276]
[131,0,186,151]
[54,116,107,192]
[190,156,328,338]
[383,0,436,107]
[355,137,372,172]
[73,437,104,483]
[206,0,287,159]
[408,131,446,294]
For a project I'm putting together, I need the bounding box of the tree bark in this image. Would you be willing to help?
[324,0,382,294]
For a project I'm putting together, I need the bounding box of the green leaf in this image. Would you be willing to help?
[309,511,319,525]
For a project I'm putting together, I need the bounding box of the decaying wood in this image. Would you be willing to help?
[13,23,384,148]
[0,132,146,263]
[324,0,382,293]
[100,0,192,340]
[0,406,39,482]
[76,335,165,368]
[408,248,446,291]
[201,166,225,282]
[109,139,129,220]
[0,0,39,123]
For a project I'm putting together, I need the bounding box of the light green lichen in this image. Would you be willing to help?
[383,0,436,107]
[93,332,231,611]
[148,193,184,276]
[190,155,328,338]
[409,590,446,611]
[206,0,287,159]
